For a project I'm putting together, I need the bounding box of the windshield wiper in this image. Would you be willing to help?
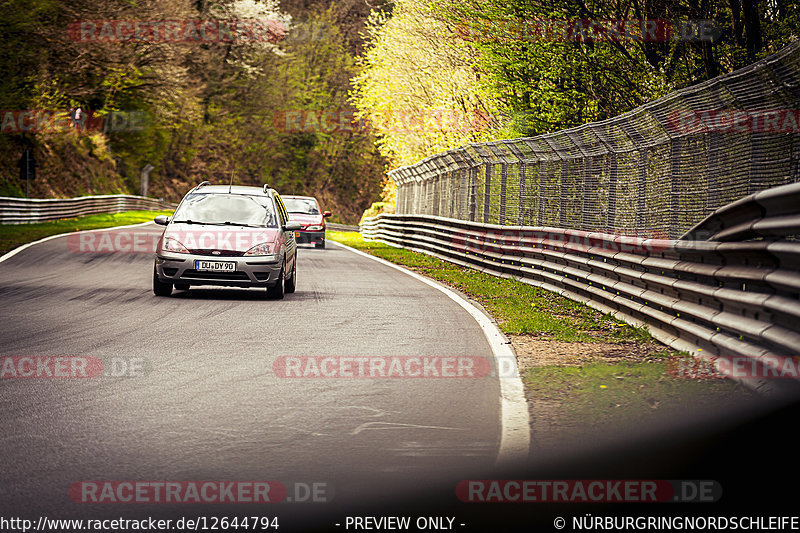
[170,220,266,228]
[222,221,266,228]
[192,221,267,228]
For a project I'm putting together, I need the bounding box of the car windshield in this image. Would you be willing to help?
[283,198,320,215]
[172,193,278,227]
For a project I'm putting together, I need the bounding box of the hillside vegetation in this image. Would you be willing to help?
[1,0,390,222]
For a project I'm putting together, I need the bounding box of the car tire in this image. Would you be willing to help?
[285,258,296,294]
[175,283,190,291]
[153,268,173,297]
[316,239,325,249]
[266,265,285,300]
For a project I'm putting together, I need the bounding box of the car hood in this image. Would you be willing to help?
[164,223,279,252]
[288,213,323,224]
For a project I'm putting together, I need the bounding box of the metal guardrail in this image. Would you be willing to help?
[682,181,800,242]
[0,195,174,224]
[326,222,360,232]
[361,205,800,395]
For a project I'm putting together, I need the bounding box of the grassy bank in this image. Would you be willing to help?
[0,210,173,256]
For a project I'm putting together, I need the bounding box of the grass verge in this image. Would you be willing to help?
[328,230,757,448]
[0,210,173,256]
[524,358,754,448]
[327,230,648,343]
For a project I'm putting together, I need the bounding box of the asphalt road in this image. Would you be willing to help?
[6,224,800,531]
[0,223,506,527]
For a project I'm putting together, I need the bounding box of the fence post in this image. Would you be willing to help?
[669,138,681,239]
[707,132,721,212]
[518,162,527,225]
[499,163,507,224]
[560,160,568,228]
[469,167,477,222]
[582,156,594,231]
[538,161,547,225]
[484,164,492,224]
[607,152,618,234]
[636,151,648,236]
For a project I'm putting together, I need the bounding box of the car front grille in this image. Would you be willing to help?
[181,270,250,281]
[187,249,245,257]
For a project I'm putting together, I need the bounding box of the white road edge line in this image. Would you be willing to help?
[0,221,155,264]
[330,239,531,466]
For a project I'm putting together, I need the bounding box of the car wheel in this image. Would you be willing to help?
[266,265,285,300]
[175,283,190,291]
[315,239,325,249]
[153,268,173,297]
[285,258,296,294]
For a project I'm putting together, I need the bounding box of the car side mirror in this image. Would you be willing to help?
[284,221,302,231]
[323,211,332,218]
[154,215,170,226]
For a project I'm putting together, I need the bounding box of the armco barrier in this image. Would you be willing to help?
[0,195,174,224]
[326,222,360,232]
[361,184,800,395]
[682,182,800,241]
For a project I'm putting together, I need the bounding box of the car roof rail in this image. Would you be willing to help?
[263,184,271,194]
[196,180,211,189]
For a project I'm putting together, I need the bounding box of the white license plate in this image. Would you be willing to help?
[195,260,236,272]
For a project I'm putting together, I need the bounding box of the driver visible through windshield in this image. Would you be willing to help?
[283,198,320,215]
[172,193,278,228]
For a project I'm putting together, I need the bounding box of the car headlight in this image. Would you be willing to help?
[305,225,324,231]
[244,242,276,256]
[162,236,189,254]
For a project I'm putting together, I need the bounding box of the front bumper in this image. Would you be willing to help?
[295,230,325,245]
[155,251,283,287]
